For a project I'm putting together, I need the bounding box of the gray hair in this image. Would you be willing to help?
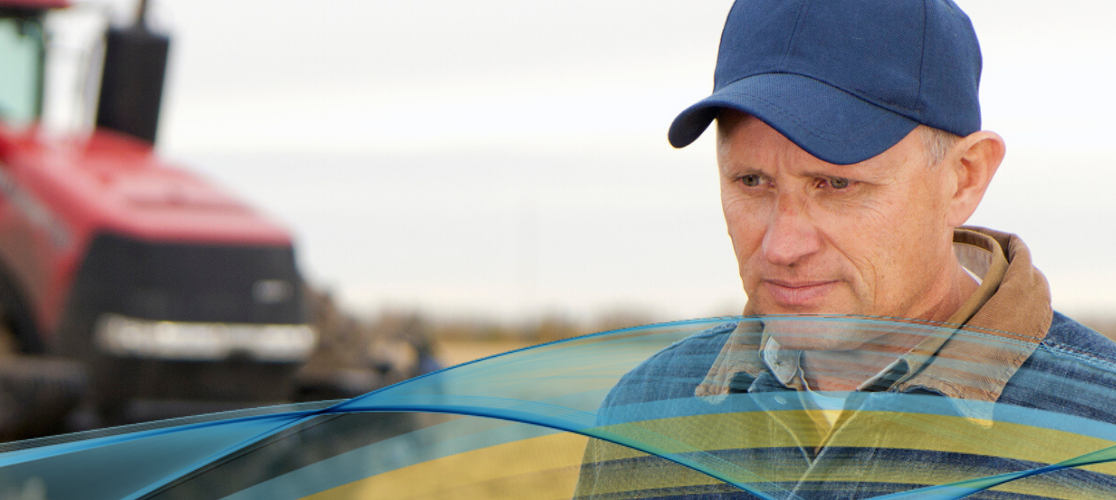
[919,126,961,167]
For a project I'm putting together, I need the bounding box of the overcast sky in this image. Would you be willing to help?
[89,0,1116,322]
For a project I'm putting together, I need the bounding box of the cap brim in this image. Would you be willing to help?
[668,73,920,165]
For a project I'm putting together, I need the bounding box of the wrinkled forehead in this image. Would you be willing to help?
[715,110,928,177]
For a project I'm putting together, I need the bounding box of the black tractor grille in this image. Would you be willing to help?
[67,233,305,325]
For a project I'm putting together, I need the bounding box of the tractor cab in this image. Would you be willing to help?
[1,0,167,143]
[0,2,58,127]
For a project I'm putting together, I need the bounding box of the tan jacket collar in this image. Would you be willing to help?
[695,227,1054,421]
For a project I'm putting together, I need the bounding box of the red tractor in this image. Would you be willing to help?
[0,0,318,435]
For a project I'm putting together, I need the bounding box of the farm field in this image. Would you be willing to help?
[435,339,538,368]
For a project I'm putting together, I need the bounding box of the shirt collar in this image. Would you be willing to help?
[696,228,1053,423]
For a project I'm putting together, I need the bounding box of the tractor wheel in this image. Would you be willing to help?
[0,305,88,441]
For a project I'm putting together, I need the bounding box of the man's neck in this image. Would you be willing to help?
[919,261,981,324]
[799,261,980,392]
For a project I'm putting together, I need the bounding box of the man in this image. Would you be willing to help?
[575,0,1116,498]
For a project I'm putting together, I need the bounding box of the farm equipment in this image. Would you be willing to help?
[0,0,321,435]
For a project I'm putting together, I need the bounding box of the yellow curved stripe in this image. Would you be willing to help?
[592,411,1116,469]
[300,433,588,500]
[298,410,1116,499]
[584,411,1116,499]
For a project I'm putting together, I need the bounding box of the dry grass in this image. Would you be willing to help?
[1076,317,1116,342]
[434,339,536,368]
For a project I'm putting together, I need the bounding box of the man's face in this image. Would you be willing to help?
[718,112,959,351]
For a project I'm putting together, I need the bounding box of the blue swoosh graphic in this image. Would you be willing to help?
[0,317,1114,500]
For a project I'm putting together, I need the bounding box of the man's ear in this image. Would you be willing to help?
[946,131,1005,227]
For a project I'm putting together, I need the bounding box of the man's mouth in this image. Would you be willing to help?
[762,280,838,307]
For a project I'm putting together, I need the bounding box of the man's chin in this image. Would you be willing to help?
[749,298,855,318]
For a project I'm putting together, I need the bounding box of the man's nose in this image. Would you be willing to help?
[761,194,822,267]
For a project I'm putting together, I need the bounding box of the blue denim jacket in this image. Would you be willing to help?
[574,313,1116,499]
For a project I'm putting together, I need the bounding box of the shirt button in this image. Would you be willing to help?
[774,396,786,405]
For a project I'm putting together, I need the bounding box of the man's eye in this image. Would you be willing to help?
[740,174,762,187]
[828,177,851,189]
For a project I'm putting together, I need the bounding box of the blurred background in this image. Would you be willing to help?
[153,0,1116,326]
[1,0,1115,440]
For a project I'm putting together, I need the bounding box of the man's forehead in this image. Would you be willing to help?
[717,112,924,175]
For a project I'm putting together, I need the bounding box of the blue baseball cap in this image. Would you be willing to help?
[668,0,983,165]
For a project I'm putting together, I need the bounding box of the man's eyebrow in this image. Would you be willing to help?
[799,169,848,179]
[719,161,874,180]
[799,165,878,180]
[718,162,766,175]
[721,166,863,179]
